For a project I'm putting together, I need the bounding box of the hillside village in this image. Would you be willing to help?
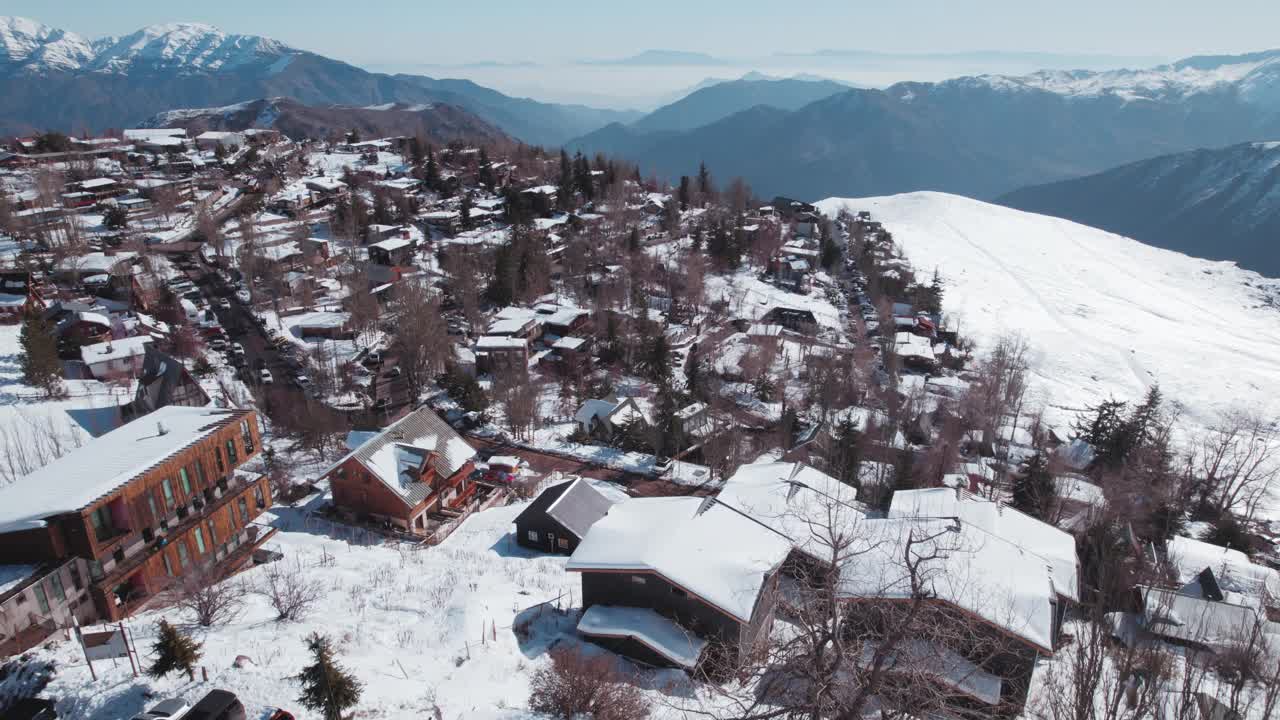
[0,122,1277,720]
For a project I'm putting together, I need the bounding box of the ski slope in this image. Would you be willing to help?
[816,192,1280,437]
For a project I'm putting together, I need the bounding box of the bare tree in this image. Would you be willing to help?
[528,646,651,720]
[254,559,324,621]
[502,376,542,442]
[168,566,246,627]
[1191,407,1279,519]
[391,281,450,401]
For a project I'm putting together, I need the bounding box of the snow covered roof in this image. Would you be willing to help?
[887,487,1079,602]
[574,399,618,425]
[369,237,413,253]
[1166,535,1280,601]
[567,496,791,622]
[578,605,707,669]
[123,128,186,140]
[79,335,153,366]
[837,517,1058,651]
[78,177,117,190]
[0,407,250,533]
[476,335,526,351]
[1139,585,1265,649]
[551,336,586,351]
[323,407,475,506]
[717,462,867,564]
[543,478,617,539]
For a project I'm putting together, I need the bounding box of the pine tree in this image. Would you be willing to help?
[678,176,691,210]
[556,150,574,211]
[478,148,495,189]
[627,227,641,253]
[297,633,362,720]
[638,332,671,384]
[459,192,473,230]
[830,418,864,487]
[697,162,712,198]
[19,308,61,396]
[1012,451,1055,520]
[424,147,441,190]
[148,619,202,679]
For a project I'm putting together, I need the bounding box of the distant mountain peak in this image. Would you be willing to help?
[0,15,95,72]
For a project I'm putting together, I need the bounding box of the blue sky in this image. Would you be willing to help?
[7,0,1279,66]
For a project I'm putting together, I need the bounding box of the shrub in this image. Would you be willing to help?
[528,647,649,720]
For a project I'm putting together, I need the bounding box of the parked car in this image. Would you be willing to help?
[363,351,383,366]
[259,369,273,385]
[210,338,227,351]
[231,342,244,354]
[385,366,402,378]
[292,374,311,387]
[131,698,191,720]
[185,690,245,720]
[4,698,57,720]
[235,289,252,305]
[216,298,231,310]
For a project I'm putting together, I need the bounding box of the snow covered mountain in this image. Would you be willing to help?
[0,16,636,145]
[572,50,1280,200]
[0,16,290,74]
[816,193,1280,436]
[958,50,1280,109]
[998,142,1280,277]
[143,97,508,145]
[0,16,95,72]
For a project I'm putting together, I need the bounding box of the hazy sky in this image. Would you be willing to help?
[8,0,1279,66]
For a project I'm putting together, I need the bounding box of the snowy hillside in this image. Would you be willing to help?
[0,16,292,74]
[816,193,1280,436]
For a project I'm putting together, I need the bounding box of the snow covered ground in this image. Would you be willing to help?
[23,481,703,720]
[816,192,1280,438]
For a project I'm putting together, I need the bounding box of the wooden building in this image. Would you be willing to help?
[0,406,274,654]
[514,478,616,555]
[322,407,477,535]
[566,496,790,672]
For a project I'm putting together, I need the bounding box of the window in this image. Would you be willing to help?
[146,494,158,522]
[237,497,249,526]
[241,420,255,454]
[33,585,50,614]
[207,520,217,545]
[630,575,647,585]
[214,447,225,474]
[194,460,207,486]
[176,542,190,568]
[527,530,538,542]
[69,564,82,591]
[179,468,192,496]
[225,439,238,465]
[254,485,265,508]
[48,573,65,602]
[89,506,114,542]
[193,527,206,555]
[161,478,175,508]
[162,552,174,577]
[557,538,569,549]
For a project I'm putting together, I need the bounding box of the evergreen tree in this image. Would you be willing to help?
[627,226,641,253]
[459,192,473,230]
[424,147,441,190]
[697,162,712,198]
[830,418,864,487]
[1012,451,1055,520]
[572,152,594,201]
[819,229,840,270]
[638,330,672,384]
[19,308,61,396]
[478,148,495,189]
[556,150,574,211]
[148,619,202,679]
[678,176,691,210]
[297,632,363,720]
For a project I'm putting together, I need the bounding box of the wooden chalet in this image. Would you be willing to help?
[0,406,273,655]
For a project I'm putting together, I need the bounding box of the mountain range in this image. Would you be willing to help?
[0,16,637,146]
[571,50,1280,200]
[147,97,509,145]
[998,141,1280,277]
